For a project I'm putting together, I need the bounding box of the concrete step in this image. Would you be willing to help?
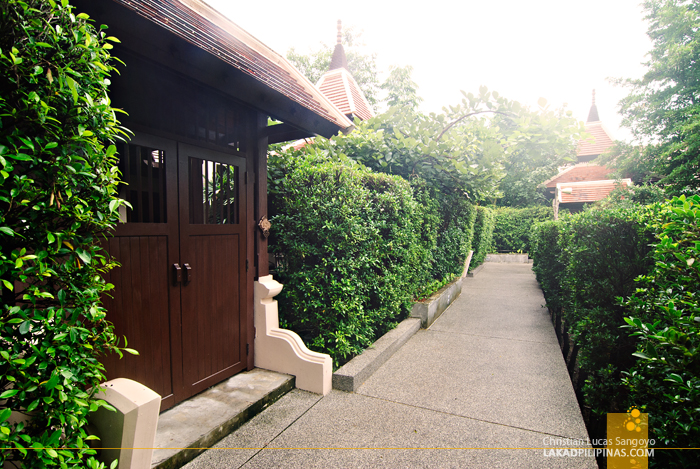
[151,368,294,469]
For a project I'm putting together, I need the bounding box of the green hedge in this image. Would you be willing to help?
[430,193,476,280]
[623,195,700,467]
[0,1,128,467]
[492,205,553,253]
[530,198,700,467]
[270,150,431,367]
[470,206,495,269]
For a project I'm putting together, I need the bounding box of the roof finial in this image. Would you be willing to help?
[329,20,348,70]
[587,89,600,122]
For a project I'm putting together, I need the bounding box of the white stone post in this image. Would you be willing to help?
[89,378,161,469]
[254,275,332,395]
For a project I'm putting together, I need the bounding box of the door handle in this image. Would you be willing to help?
[183,263,192,285]
[172,263,182,285]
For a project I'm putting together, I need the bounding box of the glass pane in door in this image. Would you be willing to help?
[188,157,238,225]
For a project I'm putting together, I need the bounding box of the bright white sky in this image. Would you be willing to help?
[206,0,651,142]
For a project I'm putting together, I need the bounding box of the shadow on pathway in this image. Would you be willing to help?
[184,263,597,468]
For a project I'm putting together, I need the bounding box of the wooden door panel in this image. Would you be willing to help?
[181,234,244,392]
[101,235,174,403]
[102,134,182,411]
[178,143,247,396]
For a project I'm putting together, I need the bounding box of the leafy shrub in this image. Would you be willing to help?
[492,205,553,253]
[530,220,565,312]
[531,204,656,453]
[0,1,128,467]
[470,206,495,269]
[623,195,700,467]
[430,193,476,280]
[559,207,654,413]
[270,150,428,367]
[600,182,668,208]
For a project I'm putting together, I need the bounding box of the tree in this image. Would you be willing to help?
[312,87,585,203]
[607,0,700,193]
[286,26,380,108]
[0,1,129,467]
[380,65,423,112]
[496,100,581,206]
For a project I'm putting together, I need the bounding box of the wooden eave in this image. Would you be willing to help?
[73,0,353,139]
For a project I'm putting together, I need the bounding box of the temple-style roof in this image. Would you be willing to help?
[587,89,600,122]
[545,91,621,207]
[556,179,632,204]
[544,163,614,188]
[576,90,615,160]
[103,0,353,137]
[316,20,374,121]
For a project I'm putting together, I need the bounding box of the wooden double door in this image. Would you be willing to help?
[102,133,249,410]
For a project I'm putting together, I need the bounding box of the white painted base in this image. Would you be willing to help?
[254,275,332,395]
[90,378,161,469]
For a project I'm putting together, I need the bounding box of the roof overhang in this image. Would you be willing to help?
[72,0,353,139]
[556,179,632,203]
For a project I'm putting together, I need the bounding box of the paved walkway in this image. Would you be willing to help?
[183,263,597,468]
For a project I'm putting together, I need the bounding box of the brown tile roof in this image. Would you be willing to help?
[557,179,632,204]
[544,163,614,188]
[317,68,374,121]
[577,121,615,158]
[112,0,352,131]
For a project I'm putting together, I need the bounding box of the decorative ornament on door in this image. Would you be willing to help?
[258,215,271,238]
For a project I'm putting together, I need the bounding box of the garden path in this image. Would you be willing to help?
[183,263,597,468]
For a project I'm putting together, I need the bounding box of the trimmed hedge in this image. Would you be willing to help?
[270,150,431,367]
[492,205,553,253]
[0,2,128,468]
[470,206,496,269]
[530,197,700,467]
[622,195,700,467]
[430,193,476,280]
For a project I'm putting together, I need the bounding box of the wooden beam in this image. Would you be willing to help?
[262,123,315,144]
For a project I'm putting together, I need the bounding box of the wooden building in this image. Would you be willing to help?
[545,90,628,213]
[72,0,352,410]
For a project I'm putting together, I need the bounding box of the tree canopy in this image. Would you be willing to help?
[380,65,423,112]
[605,0,700,193]
[297,87,584,203]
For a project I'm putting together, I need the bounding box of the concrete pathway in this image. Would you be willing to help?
[183,263,597,468]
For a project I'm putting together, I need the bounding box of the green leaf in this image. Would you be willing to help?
[0,227,15,236]
[0,390,19,399]
[0,408,12,423]
[45,374,60,391]
[8,153,32,161]
[65,76,79,104]
[76,249,91,264]
[1,279,13,291]
[665,373,684,384]
[19,321,31,335]
[109,199,120,213]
